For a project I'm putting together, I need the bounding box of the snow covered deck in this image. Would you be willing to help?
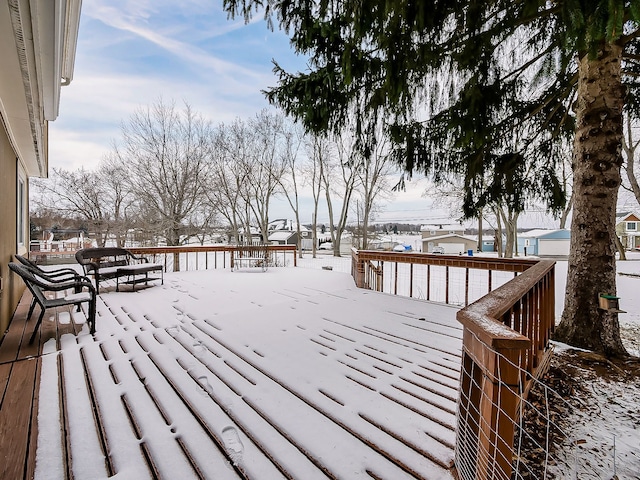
[2,267,463,479]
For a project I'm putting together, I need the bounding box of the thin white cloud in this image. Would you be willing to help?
[47,130,113,171]
[49,1,298,173]
[82,0,266,80]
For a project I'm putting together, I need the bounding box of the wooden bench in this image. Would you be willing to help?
[75,247,163,292]
[231,245,269,272]
[8,262,96,343]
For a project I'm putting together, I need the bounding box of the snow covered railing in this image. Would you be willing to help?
[456,260,555,480]
[126,245,297,272]
[351,249,537,305]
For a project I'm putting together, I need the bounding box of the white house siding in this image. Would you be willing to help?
[538,239,570,256]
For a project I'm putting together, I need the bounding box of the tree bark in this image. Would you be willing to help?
[555,43,628,357]
[493,206,503,257]
[497,207,517,259]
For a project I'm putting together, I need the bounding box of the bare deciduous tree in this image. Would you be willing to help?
[213,111,287,245]
[242,110,287,243]
[100,153,137,247]
[277,120,306,257]
[31,162,135,247]
[354,124,395,249]
[622,115,640,207]
[116,99,212,247]
[305,133,332,257]
[207,126,247,243]
[323,131,358,256]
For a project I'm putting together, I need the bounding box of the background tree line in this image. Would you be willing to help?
[32,98,584,259]
[32,96,595,259]
[31,100,398,256]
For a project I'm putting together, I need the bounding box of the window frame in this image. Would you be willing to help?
[17,166,26,248]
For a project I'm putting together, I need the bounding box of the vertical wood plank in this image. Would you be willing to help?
[0,359,38,480]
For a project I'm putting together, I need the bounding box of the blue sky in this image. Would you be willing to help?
[50,0,306,171]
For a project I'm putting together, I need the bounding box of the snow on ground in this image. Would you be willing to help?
[527,345,640,480]
[298,252,640,479]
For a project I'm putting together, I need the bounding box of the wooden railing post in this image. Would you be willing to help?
[478,346,524,479]
[351,249,365,288]
[173,251,180,272]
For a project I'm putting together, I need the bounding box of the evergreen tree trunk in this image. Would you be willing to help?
[555,43,628,357]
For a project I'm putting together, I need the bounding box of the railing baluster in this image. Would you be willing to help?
[394,262,398,295]
[409,263,413,298]
[127,245,297,273]
[465,268,469,306]
[445,266,449,304]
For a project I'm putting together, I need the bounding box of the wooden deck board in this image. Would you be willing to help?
[0,357,38,480]
[25,358,41,480]
[1,268,463,480]
[0,289,95,480]
[0,299,31,364]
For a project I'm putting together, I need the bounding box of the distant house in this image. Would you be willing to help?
[421,224,466,239]
[237,227,264,245]
[422,234,476,254]
[517,229,571,256]
[268,219,313,250]
[478,235,498,252]
[615,212,640,250]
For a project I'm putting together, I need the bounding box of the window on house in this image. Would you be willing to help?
[627,222,637,231]
[17,175,25,246]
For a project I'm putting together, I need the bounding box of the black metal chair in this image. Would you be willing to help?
[14,255,87,318]
[8,262,97,343]
[14,254,80,280]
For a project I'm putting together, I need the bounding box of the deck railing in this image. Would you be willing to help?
[351,249,538,305]
[127,245,297,272]
[351,249,555,480]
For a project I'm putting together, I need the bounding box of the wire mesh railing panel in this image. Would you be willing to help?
[376,262,515,306]
[456,337,628,480]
